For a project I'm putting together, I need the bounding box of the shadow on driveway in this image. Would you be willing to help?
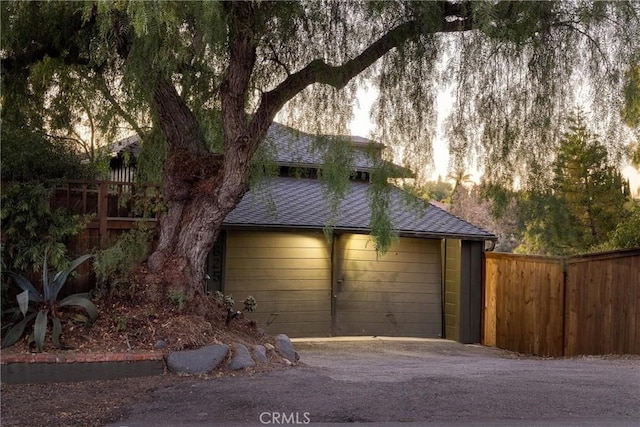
[111,338,640,426]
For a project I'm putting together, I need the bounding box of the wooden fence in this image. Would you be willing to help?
[483,250,640,356]
[52,180,161,249]
[50,180,161,294]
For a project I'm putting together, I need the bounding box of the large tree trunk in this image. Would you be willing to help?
[144,76,252,310]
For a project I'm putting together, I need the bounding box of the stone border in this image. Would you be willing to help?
[1,335,299,384]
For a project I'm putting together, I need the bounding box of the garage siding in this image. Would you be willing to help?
[334,234,442,337]
[444,239,462,341]
[224,231,332,337]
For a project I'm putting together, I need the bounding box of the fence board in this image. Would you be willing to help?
[564,252,640,356]
[485,250,640,357]
[483,253,565,357]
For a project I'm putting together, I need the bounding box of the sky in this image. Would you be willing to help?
[349,86,453,182]
[350,87,640,196]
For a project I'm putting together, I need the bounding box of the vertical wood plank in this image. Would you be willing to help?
[98,181,108,248]
[482,255,497,347]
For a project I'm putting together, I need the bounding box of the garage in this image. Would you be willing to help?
[222,230,445,339]
[333,234,442,337]
[224,230,332,337]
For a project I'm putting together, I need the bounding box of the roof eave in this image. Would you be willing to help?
[221,223,496,242]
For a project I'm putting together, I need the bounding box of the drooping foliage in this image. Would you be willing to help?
[2,1,639,304]
[3,1,637,185]
[622,65,640,167]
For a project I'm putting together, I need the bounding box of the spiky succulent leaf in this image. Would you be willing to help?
[16,289,29,317]
[33,309,49,352]
[1,312,37,348]
[59,293,98,323]
[42,248,50,301]
[6,271,43,303]
[52,317,62,349]
[47,254,92,304]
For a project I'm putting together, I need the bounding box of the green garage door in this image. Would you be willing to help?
[224,231,332,337]
[333,234,442,337]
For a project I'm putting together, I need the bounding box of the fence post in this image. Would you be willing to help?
[98,181,108,248]
[561,258,568,357]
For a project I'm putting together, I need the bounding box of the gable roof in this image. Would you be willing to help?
[224,176,496,241]
[265,123,413,177]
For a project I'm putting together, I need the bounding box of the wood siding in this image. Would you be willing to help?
[334,234,442,337]
[484,250,640,356]
[224,231,332,337]
[444,239,461,341]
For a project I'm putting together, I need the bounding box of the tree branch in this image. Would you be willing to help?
[249,4,473,147]
[152,76,205,155]
[95,75,146,139]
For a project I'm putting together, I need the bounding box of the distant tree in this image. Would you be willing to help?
[450,183,520,252]
[446,168,473,196]
[517,111,630,255]
[421,176,453,202]
[603,201,640,249]
[0,126,93,182]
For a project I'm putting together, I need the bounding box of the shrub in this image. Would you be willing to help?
[1,182,88,274]
[92,226,153,296]
[2,252,98,352]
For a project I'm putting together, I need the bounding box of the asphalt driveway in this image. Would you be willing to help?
[110,338,640,426]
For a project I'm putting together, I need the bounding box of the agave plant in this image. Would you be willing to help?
[1,253,97,352]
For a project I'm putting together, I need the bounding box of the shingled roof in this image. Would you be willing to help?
[224,177,496,241]
[264,123,413,177]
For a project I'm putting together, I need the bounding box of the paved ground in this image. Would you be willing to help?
[109,338,640,427]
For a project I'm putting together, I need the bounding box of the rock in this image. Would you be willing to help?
[154,339,167,350]
[274,334,299,363]
[264,343,275,352]
[252,345,268,363]
[167,344,229,375]
[227,343,255,370]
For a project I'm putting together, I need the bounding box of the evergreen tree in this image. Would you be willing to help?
[518,111,630,255]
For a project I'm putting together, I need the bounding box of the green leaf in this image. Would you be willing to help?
[34,310,49,352]
[48,254,91,304]
[52,317,62,349]
[16,289,29,317]
[6,271,43,303]
[1,312,37,348]
[42,247,49,301]
[59,294,98,322]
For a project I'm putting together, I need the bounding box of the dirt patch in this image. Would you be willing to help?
[1,294,292,426]
[2,292,271,355]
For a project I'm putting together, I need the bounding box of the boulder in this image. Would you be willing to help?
[227,343,256,370]
[274,334,299,363]
[252,345,268,363]
[167,344,229,375]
